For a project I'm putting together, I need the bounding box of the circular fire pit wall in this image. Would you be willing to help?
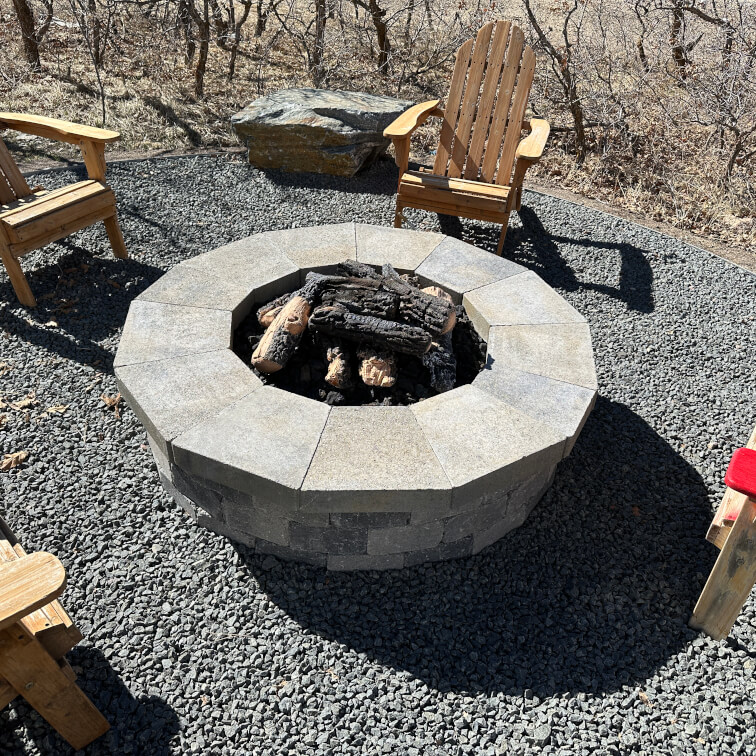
[115,224,597,570]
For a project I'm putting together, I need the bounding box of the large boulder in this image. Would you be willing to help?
[231,88,413,177]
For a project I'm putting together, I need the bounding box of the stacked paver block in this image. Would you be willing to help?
[115,223,598,570]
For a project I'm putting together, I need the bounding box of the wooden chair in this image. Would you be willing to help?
[689,425,756,640]
[383,20,549,256]
[0,516,109,749]
[0,112,128,307]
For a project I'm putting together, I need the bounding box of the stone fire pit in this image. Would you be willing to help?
[115,223,597,570]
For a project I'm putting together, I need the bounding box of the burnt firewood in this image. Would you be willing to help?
[324,338,353,389]
[336,261,456,337]
[320,282,399,320]
[421,285,454,304]
[251,277,328,373]
[381,263,456,336]
[423,331,457,393]
[357,346,397,388]
[257,292,292,328]
[309,305,432,357]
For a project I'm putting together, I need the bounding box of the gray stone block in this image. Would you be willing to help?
[203,517,254,547]
[409,499,452,524]
[463,270,586,341]
[442,489,510,543]
[330,512,410,528]
[474,364,596,457]
[355,224,444,272]
[327,553,403,571]
[255,539,327,567]
[173,387,330,506]
[158,470,197,520]
[486,323,598,390]
[411,384,565,508]
[271,223,357,282]
[116,349,261,460]
[414,236,524,304]
[181,236,300,307]
[171,465,224,520]
[403,535,474,567]
[367,521,444,555]
[114,300,232,368]
[224,501,290,546]
[136,264,255,328]
[301,406,451,512]
[290,511,331,527]
[289,524,367,554]
[146,432,171,478]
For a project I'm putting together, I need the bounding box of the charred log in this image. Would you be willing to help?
[309,304,432,357]
[324,338,353,389]
[251,294,312,373]
[423,331,456,393]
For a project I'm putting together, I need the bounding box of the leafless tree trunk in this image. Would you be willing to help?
[11,0,41,68]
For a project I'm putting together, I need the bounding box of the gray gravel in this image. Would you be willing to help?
[1,154,755,755]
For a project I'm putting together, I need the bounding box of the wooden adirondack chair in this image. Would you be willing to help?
[0,112,128,307]
[383,20,549,256]
[689,425,756,640]
[0,516,109,749]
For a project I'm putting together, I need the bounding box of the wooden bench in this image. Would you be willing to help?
[689,425,756,640]
[0,516,109,749]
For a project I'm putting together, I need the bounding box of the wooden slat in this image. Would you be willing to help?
[480,25,524,183]
[496,46,536,185]
[401,170,511,199]
[396,197,508,224]
[399,183,509,218]
[690,495,756,640]
[433,38,474,175]
[0,676,16,707]
[3,181,107,231]
[0,112,119,145]
[0,138,31,200]
[464,21,511,180]
[0,175,15,205]
[9,202,115,257]
[0,553,67,631]
[0,625,109,749]
[447,22,495,179]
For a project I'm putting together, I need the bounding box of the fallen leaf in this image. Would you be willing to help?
[632,506,641,517]
[1,450,29,471]
[639,691,652,708]
[101,392,122,419]
[44,405,69,415]
[0,415,7,428]
[7,391,37,411]
[107,279,121,289]
[0,362,11,377]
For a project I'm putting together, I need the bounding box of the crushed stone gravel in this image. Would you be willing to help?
[1,154,755,755]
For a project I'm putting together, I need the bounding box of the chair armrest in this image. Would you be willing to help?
[0,113,120,145]
[0,552,66,631]
[383,100,442,139]
[515,118,550,162]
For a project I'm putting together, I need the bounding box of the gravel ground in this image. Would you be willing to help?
[1,154,755,756]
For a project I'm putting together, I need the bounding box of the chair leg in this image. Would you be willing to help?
[393,201,404,229]
[0,625,109,750]
[1,246,36,307]
[496,212,511,256]
[103,213,128,259]
[689,495,756,640]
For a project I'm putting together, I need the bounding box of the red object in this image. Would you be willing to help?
[725,447,756,499]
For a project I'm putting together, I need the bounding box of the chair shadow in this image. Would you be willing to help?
[0,647,179,755]
[437,204,655,314]
[235,397,716,698]
[0,243,164,368]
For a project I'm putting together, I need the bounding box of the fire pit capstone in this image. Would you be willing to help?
[115,223,597,570]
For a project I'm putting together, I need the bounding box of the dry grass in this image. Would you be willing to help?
[0,1,753,252]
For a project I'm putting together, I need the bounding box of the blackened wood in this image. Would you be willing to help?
[423,331,456,392]
[251,295,312,373]
[257,292,292,327]
[337,260,380,280]
[357,346,397,387]
[309,305,432,356]
[321,285,399,320]
[381,263,456,336]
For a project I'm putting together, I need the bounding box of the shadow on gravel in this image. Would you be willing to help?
[438,206,655,314]
[244,397,715,698]
[0,247,164,367]
[1,647,179,755]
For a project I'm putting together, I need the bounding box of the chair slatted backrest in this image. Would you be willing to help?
[432,20,536,187]
[0,136,32,205]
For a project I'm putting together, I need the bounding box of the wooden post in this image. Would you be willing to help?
[0,624,109,749]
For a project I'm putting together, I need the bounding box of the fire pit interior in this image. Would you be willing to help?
[115,223,598,570]
[233,260,486,407]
